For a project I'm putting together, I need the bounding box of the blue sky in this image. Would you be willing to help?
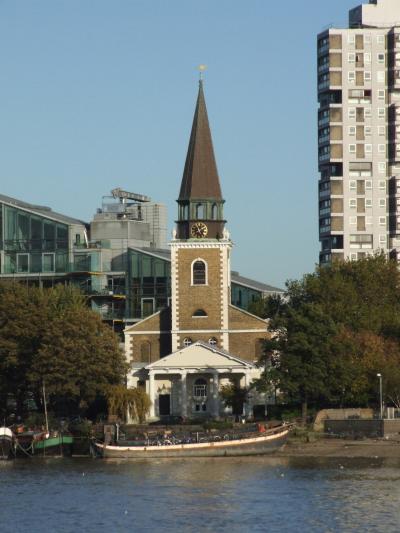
[0,0,358,288]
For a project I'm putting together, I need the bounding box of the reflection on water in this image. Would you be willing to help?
[1,457,400,532]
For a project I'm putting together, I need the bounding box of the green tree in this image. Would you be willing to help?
[106,385,151,423]
[219,382,249,417]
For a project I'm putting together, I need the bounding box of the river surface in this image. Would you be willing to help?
[1,456,400,532]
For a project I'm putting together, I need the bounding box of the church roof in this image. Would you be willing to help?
[178,80,223,201]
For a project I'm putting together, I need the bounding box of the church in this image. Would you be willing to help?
[125,79,270,420]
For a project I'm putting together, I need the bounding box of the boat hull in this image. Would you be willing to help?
[0,437,15,460]
[34,435,74,457]
[94,428,289,459]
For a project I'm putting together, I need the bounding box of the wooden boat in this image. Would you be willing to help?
[93,424,290,459]
[16,430,74,457]
[0,427,15,460]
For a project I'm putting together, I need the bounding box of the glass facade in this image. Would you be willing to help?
[231,284,263,310]
[0,203,69,274]
[128,249,171,318]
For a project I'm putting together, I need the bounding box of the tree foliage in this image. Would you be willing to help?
[0,282,127,418]
[106,385,151,423]
[253,255,400,415]
[219,382,248,416]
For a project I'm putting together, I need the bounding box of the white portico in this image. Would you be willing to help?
[128,341,262,421]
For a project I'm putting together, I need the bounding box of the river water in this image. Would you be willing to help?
[1,457,400,532]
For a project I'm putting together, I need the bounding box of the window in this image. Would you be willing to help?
[365,34,371,45]
[42,253,55,272]
[349,199,357,208]
[379,199,386,208]
[378,125,386,135]
[378,144,386,153]
[349,144,356,153]
[348,107,356,119]
[365,126,372,136]
[348,126,356,136]
[378,180,386,190]
[365,144,372,153]
[193,378,207,399]
[365,180,372,189]
[183,338,193,347]
[348,52,355,63]
[348,34,355,44]
[364,71,371,82]
[364,52,371,63]
[379,234,387,244]
[349,180,356,190]
[208,337,218,346]
[377,53,385,63]
[192,260,207,285]
[377,71,385,83]
[378,162,386,174]
[192,309,207,317]
[377,35,385,44]
[378,108,386,118]
[211,204,218,220]
[141,298,155,318]
[379,217,386,226]
[17,253,29,273]
[75,234,81,245]
[196,204,204,219]
[366,199,373,208]
[364,108,372,118]
[348,71,355,83]
[378,90,385,100]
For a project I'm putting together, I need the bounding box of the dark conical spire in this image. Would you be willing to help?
[179,80,223,201]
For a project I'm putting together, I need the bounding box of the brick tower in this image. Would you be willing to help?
[171,79,232,352]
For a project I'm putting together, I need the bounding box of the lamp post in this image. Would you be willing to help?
[377,373,383,419]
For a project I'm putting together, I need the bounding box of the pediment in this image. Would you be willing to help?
[146,341,254,370]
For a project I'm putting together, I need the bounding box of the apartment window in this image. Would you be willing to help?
[348,52,355,63]
[378,108,386,119]
[379,199,386,208]
[364,71,371,82]
[378,144,386,153]
[365,34,371,45]
[378,90,385,100]
[377,35,385,44]
[348,34,355,44]
[378,162,386,174]
[378,180,386,190]
[349,180,356,190]
[349,216,357,225]
[364,108,372,118]
[379,235,387,245]
[364,52,371,63]
[379,217,386,226]
[377,53,385,63]
[378,125,386,135]
[349,144,356,153]
[366,199,373,208]
[365,180,372,189]
[365,126,372,136]
[348,71,355,83]
[377,71,385,83]
[348,126,356,136]
[365,144,372,153]
[349,199,357,208]
[17,254,29,273]
[348,107,356,119]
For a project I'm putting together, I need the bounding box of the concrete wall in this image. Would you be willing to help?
[324,418,400,438]
[314,408,374,431]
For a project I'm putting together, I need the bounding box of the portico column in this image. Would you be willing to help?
[212,371,220,418]
[243,371,251,419]
[181,371,188,418]
[149,370,156,418]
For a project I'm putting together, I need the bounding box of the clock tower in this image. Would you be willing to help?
[171,80,232,352]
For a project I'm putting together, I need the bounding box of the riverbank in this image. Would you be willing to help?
[278,436,400,458]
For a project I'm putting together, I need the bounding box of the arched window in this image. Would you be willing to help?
[193,378,207,399]
[196,203,204,219]
[211,203,218,220]
[183,337,192,347]
[208,337,217,346]
[193,309,207,317]
[140,341,151,363]
[192,260,207,285]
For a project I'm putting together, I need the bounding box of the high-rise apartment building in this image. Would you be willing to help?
[318,0,400,264]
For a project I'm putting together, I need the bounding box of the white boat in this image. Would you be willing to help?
[93,424,290,459]
[0,427,15,460]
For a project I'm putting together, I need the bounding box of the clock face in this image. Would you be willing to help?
[191,222,208,238]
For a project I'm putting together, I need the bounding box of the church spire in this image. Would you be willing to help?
[176,79,226,240]
[179,80,223,201]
